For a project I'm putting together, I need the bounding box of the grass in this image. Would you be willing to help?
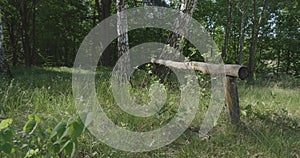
[0,66,299,157]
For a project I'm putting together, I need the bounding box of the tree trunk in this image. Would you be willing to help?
[222,0,232,61]
[116,0,130,82]
[238,4,246,65]
[20,1,32,66]
[277,47,281,76]
[0,11,13,78]
[117,0,129,58]
[248,0,268,80]
[154,0,198,82]
[8,19,19,66]
[98,0,113,66]
[285,50,291,74]
[95,0,102,22]
[31,0,36,65]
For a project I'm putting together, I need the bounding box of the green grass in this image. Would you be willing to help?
[0,66,299,157]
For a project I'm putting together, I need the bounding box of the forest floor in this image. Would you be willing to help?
[0,66,300,157]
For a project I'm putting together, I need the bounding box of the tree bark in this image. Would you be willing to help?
[7,17,19,66]
[31,0,36,65]
[248,0,268,80]
[19,1,32,66]
[152,59,249,79]
[285,50,290,74]
[95,0,102,21]
[154,0,198,82]
[225,77,240,124]
[116,0,129,58]
[116,0,130,82]
[0,11,13,78]
[98,0,112,66]
[277,47,281,76]
[222,0,232,61]
[238,4,246,65]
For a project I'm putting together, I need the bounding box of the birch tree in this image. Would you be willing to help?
[0,11,13,78]
[116,0,130,82]
[155,0,198,82]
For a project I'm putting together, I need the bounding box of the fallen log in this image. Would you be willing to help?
[152,59,248,80]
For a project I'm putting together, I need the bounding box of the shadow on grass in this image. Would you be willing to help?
[180,108,300,157]
[1,66,72,88]
[243,75,300,89]
[237,109,300,156]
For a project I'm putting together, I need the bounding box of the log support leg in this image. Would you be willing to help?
[225,76,240,124]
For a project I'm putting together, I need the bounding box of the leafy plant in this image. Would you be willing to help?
[49,116,85,157]
[0,118,14,154]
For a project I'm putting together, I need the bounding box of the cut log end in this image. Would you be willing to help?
[238,66,249,80]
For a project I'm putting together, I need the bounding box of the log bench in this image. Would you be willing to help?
[152,59,249,124]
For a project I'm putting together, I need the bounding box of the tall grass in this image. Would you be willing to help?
[0,67,299,157]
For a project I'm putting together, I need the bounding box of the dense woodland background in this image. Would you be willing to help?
[0,0,299,78]
[0,1,300,157]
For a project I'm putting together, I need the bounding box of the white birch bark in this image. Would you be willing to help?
[0,10,13,78]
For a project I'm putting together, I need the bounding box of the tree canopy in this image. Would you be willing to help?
[0,0,299,78]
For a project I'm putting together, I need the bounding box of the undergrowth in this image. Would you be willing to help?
[0,67,299,157]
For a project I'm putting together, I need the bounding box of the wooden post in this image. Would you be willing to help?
[225,77,240,124]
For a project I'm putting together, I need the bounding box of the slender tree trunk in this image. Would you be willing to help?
[31,0,36,65]
[8,20,18,66]
[133,0,138,6]
[95,0,101,21]
[248,0,268,80]
[98,0,112,66]
[277,47,281,76]
[222,0,232,61]
[154,0,198,82]
[116,0,130,82]
[161,0,198,53]
[117,0,129,58]
[238,5,246,65]
[92,7,97,26]
[0,11,13,78]
[285,50,291,74]
[150,0,163,6]
[20,1,32,66]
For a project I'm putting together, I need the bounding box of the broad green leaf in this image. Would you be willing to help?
[60,126,70,140]
[23,120,36,134]
[68,121,84,138]
[2,128,13,141]
[23,115,41,134]
[52,141,61,153]
[64,141,76,158]
[0,143,12,154]
[59,140,71,153]
[25,148,40,158]
[50,121,67,140]
[0,118,13,130]
[241,110,247,116]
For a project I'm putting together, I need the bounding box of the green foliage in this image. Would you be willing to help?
[0,67,299,157]
[23,115,41,134]
[0,0,298,77]
[0,118,13,154]
[49,117,84,157]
